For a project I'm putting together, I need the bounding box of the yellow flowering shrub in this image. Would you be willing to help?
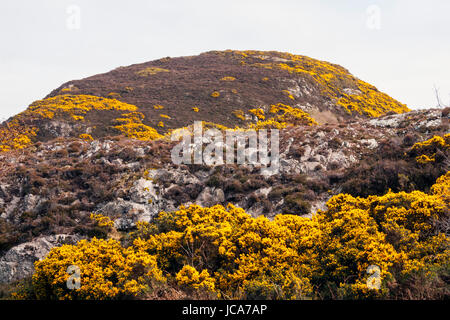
[431,171,450,196]
[282,90,295,100]
[226,50,409,117]
[211,91,220,98]
[29,172,449,300]
[409,134,450,163]
[227,104,317,131]
[32,238,165,300]
[60,87,72,93]
[220,76,236,81]
[135,67,169,77]
[0,125,37,151]
[134,204,314,299]
[176,265,216,292]
[249,103,317,129]
[79,134,93,141]
[232,110,246,121]
[107,92,121,99]
[114,112,162,140]
[26,95,138,119]
[249,108,265,120]
[0,94,174,151]
[72,115,84,121]
[133,172,448,299]
[318,173,450,298]
[192,107,199,112]
[90,213,114,228]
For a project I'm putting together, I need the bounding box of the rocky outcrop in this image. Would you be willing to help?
[0,234,82,284]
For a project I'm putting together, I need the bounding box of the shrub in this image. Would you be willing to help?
[32,238,165,300]
[26,172,450,300]
[79,134,93,141]
[409,134,450,164]
[135,67,169,77]
[284,192,311,215]
[220,76,236,81]
[114,112,162,140]
[176,265,216,293]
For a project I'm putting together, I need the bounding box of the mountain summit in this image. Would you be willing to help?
[0,50,409,151]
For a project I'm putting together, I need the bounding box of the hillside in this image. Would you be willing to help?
[0,51,448,300]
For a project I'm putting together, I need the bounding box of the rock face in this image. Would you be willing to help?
[0,235,82,284]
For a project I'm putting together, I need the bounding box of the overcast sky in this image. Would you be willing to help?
[1,0,449,119]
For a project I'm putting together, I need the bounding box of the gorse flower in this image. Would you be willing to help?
[409,134,450,163]
[135,67,169,77]
[29,172,449,300]
[32,238,165,300]
[114,112,162,140]
[0,95,146,151]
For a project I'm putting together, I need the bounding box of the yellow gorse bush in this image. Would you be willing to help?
[232,110,246,121]
[135,67,169,77]
[176,265,216,292]
[0,126,36,151]
[282,90,295,100]
[26,95,138,119]
[114,112,162,141]
[223,50,409,117]
[228,104,317,131]
[220,76,236,81]
[31,172,449,300]
[79,133,94,141]
[32,238,165,300]
[248,103,317,130]
[90,213,114,228]
[0,95,146,151]
[409,134,450,164]
[248,108,265,120]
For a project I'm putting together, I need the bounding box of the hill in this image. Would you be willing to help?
[0,50,409,151]
[0,51,448,300]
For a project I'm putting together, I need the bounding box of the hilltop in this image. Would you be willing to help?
[0,50,409,151]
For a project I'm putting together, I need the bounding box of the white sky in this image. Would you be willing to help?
[1,0,449,119]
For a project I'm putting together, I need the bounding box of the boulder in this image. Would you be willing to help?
[0,234,82,284]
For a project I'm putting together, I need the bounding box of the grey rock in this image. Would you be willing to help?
[196,187,225,207]
[0,234,82,284]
